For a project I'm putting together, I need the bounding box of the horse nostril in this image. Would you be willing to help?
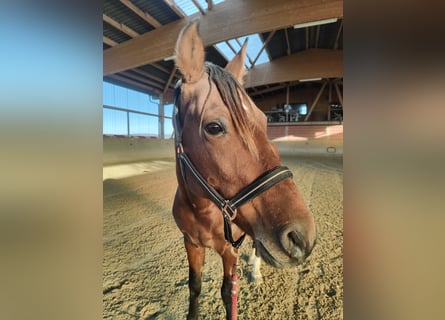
[288,230,306,256]
[289,230,305,249]
[280,228,306,259]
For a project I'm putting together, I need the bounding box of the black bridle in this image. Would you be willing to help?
[173,88,293,248]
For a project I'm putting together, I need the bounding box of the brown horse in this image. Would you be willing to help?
[172,21,316,320]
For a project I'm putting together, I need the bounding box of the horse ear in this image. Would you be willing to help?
[225,38,248,85]
[175,20,205,83]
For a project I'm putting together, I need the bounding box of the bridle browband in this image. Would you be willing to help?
[173,79,293,248]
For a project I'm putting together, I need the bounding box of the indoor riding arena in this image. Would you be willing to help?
[103,1,343,319]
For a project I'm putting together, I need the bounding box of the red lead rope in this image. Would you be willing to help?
[231,264,239,320]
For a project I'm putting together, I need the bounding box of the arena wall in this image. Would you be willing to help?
[103,136,175,165]
[103,123,342,165]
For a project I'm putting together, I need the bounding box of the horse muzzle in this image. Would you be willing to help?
[256,223,316,268]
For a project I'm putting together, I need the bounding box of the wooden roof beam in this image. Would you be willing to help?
[163,69,177,94]
[151,63,173,75]
[151,63,181,82]
[103,13,139,38]
[132,68,174,88]
[103,15,172,96]
[234,38,254,66]
[120,71,165,91]
[284,28,291,55]
[104,0,343,75]
[249,82,297,97]
[108,74,162,95]
[119,0,162,28]
[225,40,237,54]
[328,79,333,102]
[103,36,118,47]
[304,81,328,121]
[315,25,320,49]
[163,0,185,18]
[251,30,276,68]
[333,20,343,49]
[225,40,249,69]
[334,81,343,106]
[244,49,342,88]
[191,0,206,15]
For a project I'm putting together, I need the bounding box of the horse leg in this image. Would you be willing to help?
[250,251,263,284]
[248,243,256,265]
[248,244,263,283]
[221,246,239,320]
[185,239,205,320]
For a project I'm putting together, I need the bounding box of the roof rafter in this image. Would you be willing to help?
[151,62,173,75]
[234,38,254,66]
[253,31,276,67]
[163,0,185,18]
[103,16,177,95]
[191,0,206,15]
[163,68,177,94]
[284,28,291,55]
[304,80,328,121]
[225,40,237,54]
[333,20,343,49]
[132,68,174,88]
[103,36,118,47]
[225,40,249,69]
[120,71,164,91]
[334,81,343,106]
[108,74,162,95]
[315,25,320,49]
[103,13,139,38]
[119,0,162,28]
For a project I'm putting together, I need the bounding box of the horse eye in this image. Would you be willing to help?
[204,122,225,135]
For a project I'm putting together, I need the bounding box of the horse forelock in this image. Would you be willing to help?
[175,62,260,159]
[204,62,259,158]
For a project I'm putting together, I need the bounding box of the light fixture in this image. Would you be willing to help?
[293,18,338,29]
[299,77,322,82]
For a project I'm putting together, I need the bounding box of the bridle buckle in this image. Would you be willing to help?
[176,143,184,155]
[222,201,237,221]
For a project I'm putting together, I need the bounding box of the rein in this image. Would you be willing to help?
[173,86,293,249]
[231,262,240,320]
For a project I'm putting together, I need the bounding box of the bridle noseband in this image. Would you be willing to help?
[173,85,293,248]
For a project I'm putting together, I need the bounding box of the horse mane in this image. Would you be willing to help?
[203,62,259,158]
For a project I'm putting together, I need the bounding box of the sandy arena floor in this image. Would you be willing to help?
[103,155,343,319]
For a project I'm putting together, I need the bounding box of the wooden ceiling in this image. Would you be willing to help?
[103,0,343,103]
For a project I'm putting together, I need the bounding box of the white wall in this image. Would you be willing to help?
[103,137,174,165]
[103,130,342,166]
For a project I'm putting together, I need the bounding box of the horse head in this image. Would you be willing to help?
[174,21,316,268]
